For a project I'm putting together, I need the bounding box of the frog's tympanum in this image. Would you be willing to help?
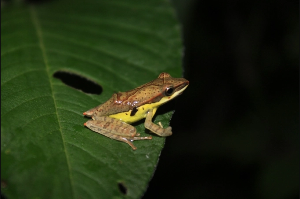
[83,72,189,150]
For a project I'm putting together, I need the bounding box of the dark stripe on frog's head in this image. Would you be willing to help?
[130,107,138,116]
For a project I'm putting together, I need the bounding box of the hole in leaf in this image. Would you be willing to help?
[53,71,102,94]
[118,182,127,195]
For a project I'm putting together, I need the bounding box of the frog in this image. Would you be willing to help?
[83,72,189,150]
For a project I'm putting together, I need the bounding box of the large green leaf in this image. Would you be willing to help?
[1,0,182,198]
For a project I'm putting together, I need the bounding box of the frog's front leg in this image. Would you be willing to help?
[144,109,172,136]
[84,116,152,150]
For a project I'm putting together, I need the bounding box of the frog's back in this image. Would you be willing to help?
[91,78,163,117]
[96,95,123,116]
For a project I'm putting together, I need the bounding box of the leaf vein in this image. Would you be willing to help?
[30,6,76,198]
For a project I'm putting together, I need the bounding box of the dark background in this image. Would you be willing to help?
[144,1,298,199]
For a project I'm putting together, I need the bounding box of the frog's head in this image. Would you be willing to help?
[150,72,189,104]
[158,72,189,96]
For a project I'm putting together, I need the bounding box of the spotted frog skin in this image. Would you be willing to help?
[83,72,189,150]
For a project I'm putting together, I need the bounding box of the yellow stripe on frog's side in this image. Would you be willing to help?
[109,85,188,123]
[109,104,157,124]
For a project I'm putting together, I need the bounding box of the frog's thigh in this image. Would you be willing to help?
[89,116,137,137]
[144,110,172,136]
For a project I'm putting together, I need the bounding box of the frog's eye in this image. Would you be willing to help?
[165,86,174,96]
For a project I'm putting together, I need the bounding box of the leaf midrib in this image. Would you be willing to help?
[30,6,75,198]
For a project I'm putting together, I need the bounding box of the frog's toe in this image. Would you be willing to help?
[163,127,172,136]
[158,122,164,128]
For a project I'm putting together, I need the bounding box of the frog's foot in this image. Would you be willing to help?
[144,110,173,136]
[162,126,172,136]
[99,133,151,150]
[120,137,137,150]
[121,136,152,150]
[158,122,163,128]
[131,136,152,141]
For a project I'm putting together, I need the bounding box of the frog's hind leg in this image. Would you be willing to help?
[84,125,138,150]
[84,118,151,150]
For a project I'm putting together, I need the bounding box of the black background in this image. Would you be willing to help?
[144,1,298,199]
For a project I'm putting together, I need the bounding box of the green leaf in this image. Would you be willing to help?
[1,0,182,198]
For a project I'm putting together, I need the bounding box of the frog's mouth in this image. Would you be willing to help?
[170,84,189,100]
[176,82,189,95]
